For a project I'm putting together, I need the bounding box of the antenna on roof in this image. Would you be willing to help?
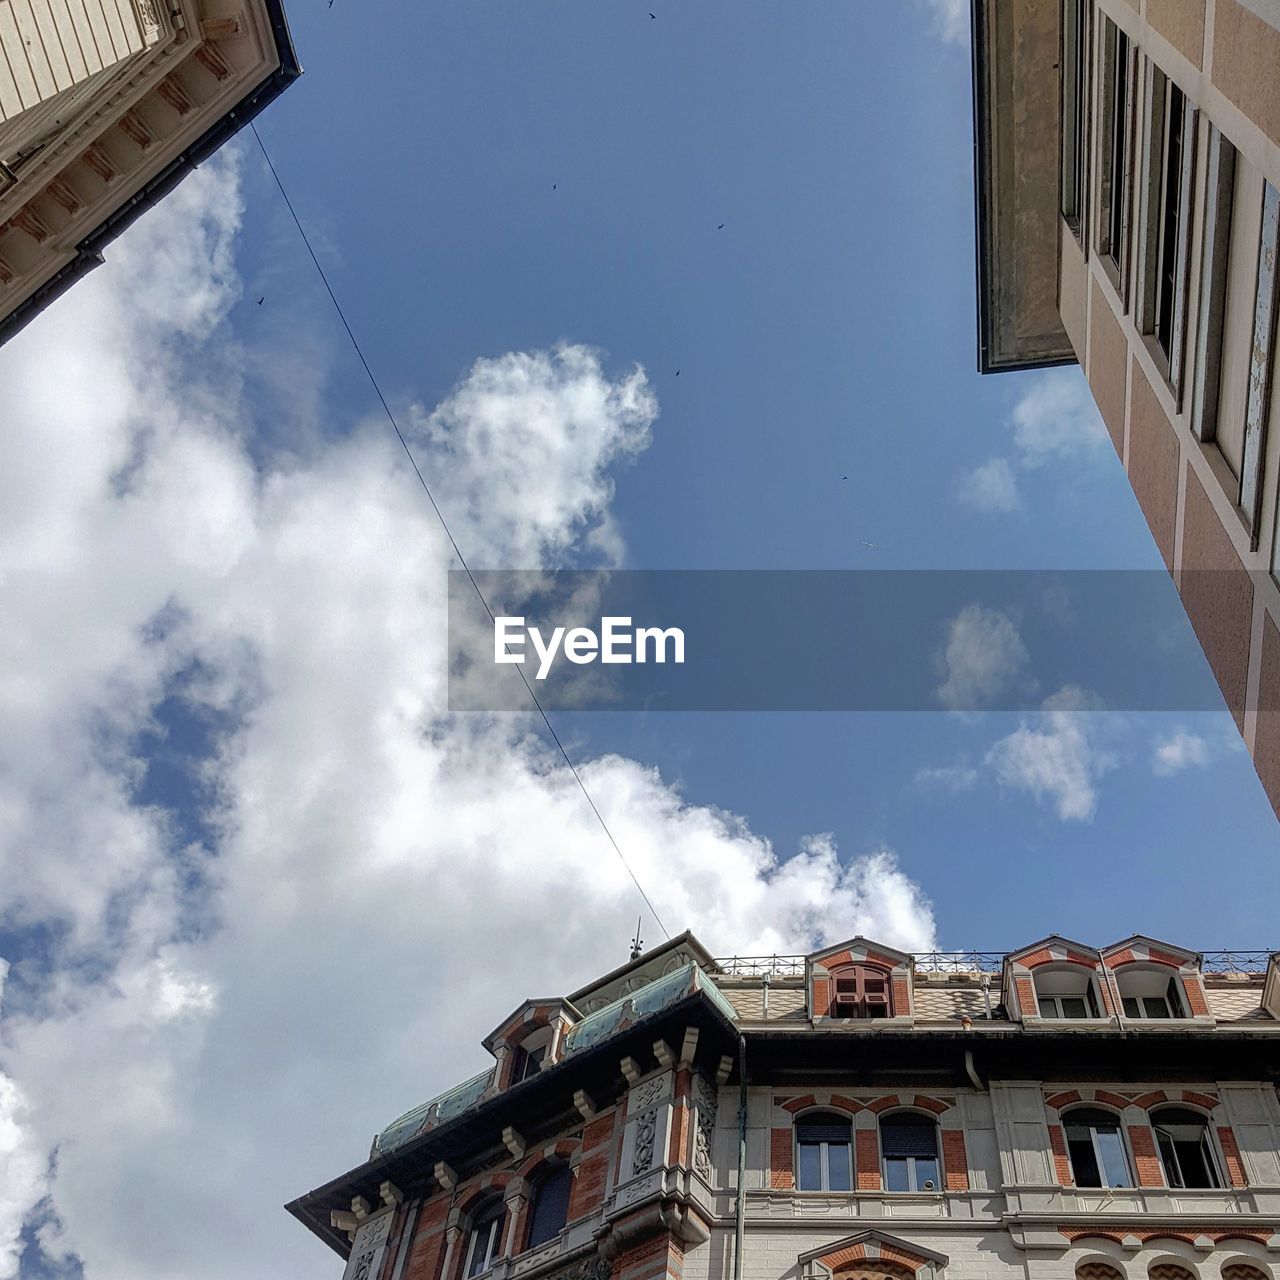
[629,917,643,961]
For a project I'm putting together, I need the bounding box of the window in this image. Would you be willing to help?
[795,1111,853,1191]
[1033,966,1102,1019]
[1077,1266,1124,1280]
[526,1165,573,1249]
[1064,1108,1132,1188]
[880,1113,941,1193]
[464,1200,505,1278]
[1152,1108,1221,1188]
[1098,18,1134,293]
[512,1042,547,1083]
[831,965,892,1019]
[1142,71,1195,388]
[1061,0,1087,234]
[1117,967,1186,1019]
[1191,126,1237,448]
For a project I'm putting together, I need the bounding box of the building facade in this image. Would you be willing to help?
[286,932,1280,1280]
[971,0,1280,812]
[0,0,298,345]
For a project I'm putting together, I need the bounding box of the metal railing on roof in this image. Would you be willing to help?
[712,949,1275,978]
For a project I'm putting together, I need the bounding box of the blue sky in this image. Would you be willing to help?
[0,3,1277,1278]
[239,0,1274,944]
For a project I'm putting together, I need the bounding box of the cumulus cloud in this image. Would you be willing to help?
[1010,368,1110,466]
[957,458,1021,513]
[985,688,1116,821]
[935,604,1034,711]
[914,763,980,794]
[0,152,936,1279]
[1151,729,1212,777]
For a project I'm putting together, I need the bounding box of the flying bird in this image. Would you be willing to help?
[842,475,848,481]
[675,369,680,377]
[649,11,656,18]
[717,223,725,230]
[552,183,557,190]
[256,297,264,305]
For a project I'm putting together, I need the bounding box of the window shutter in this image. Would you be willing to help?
[881,1120,939,1159]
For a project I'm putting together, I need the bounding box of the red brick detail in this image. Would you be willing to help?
[1065,950,1097,968]
[1182,977,1211,1017]
[1128,1125,1164,1187]
[1217,1126,1248,1187]
[1132,1091,1169,1110]
[823,950,854,968]
[891,976,911,1014]
[1020,948,1055,968]
[866,1094,901,1114]
[820,1246,920,1276]
[1048,1125,1074,1185]
[1104,949,1138,968]
[942,1129,969,1190]
[1014,976,1038,1016]
[1058,1227,1272,1246]
[1094,1091,1129,1111]
[1046,1090,1082,1111]
[1096,979,1115,1016]
[770,1127,794,1188]
[668,1092,690,1165]
[456,1172,512,1213]
[780,1094,818,1114]
[855,1129,881,1189]
[613,1233,685,1280]
[517,1138,580,1179]
[866,950,902,970]
[403,1198,452,1280]
[879,1246,926,1274]
[830,1094,864,1114]
[569,1113,616,1219]
[911,1095,951,1114]
[1181,1090,1218,1111]
[813,977,832,1017]
[1147,948,1186,968]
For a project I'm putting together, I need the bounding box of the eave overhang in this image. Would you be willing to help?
[971,0,1077,373]
[284,982,740,1261]
[0,0,300,347]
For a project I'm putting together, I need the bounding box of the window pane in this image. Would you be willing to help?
[1095,1127,1132,1187]
[884,1157,911,1193]
[914,1156,940,1190]
[527,1167,572,1248]
[826,1143,852,1192]
[797,1141,822,1191]
[1122,996,1140,1018]
[1143,996,1171,1019]
[1157,1128,1183,1187]
[1060,996,1088,1019]
[1067,1134,1102,1187]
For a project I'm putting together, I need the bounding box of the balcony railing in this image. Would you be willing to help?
[711,949,1274,978]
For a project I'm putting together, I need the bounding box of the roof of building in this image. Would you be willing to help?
[0,0,300,347]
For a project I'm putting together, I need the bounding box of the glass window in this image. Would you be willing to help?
[465,1201,505,1278]
[880,1113,941,1193]
[795,1112,852,1191]
[1034,968,1101,1019]
[513,1043,547,1083]
[1064,1108,1132,1188]
[1099,18,1134,289]
[1117,970,1186,1019]
[830,965,893,1018]
[1060,0,1087,233]
[1153,1108,1221,1189]
[526,1165,573,1249]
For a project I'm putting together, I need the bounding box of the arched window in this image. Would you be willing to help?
[795,1110,852,1191]
[1148,1265,1194,1280]
[1221,1265,1267,1280]
[831,965,892,1018]
[1152,1108,1221,1188]
[464,1199,506,1278]
[1063,1108,1131,1188]
[1076,1264,1124,1280]
[1117,966,1186,1019]
[1033,965,1102,1019]
[880,1112,940,1192]
[526,1165,573,1249]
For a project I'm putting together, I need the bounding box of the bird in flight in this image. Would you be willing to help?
[552,183,557,190]
[675,369,681,376]
[649,12,656,18]
[842,475,848,481]
[717,223,725,230]
[256,297,264,306]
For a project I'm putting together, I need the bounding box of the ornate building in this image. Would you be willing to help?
[286,931,1280,1280]
[971,0,1280,811]
[0,0,298,345]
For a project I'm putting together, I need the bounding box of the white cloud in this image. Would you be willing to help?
[935,604,1034,711]
[1151,729,1212,777]
[0,152,936,1279]
[958,458,1021,513]
[920,0,968,46]
[914,763,980,794]
[985,688,1115,821]
[1010,368,1110,466]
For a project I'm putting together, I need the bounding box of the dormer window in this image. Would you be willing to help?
[831,965,892,1019]
[1117,966,1186,1019]
[513,1043,547,1082]
[1033,965,1102,1019]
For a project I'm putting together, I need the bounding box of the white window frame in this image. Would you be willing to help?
[794,1114,854,1192]
[1063,1112,1134,1188]
[879,1114,942,1194]
[1153,1112,1223,1189]
[464,1209,504,1278]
